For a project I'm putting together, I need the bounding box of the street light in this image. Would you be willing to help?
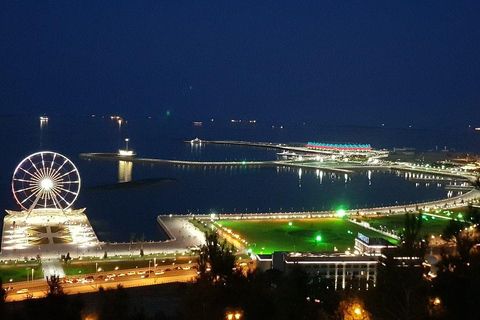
[125,138,129,151]
[225,310,243,320]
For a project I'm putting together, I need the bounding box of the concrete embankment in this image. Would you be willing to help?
[157,216,176,241]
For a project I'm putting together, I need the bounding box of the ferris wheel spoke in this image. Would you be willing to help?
[61,181,80,184]
[56,186,78,196]
[20,189,40,204]
[41,152,45,171]
[50,153,57,169]
[50,169,63,181]
[31,169,45,181]
[14,185,39,193]
[51,188,70,208]
[28,157,40,172]
[13,178,37,183]
[57,168,77,179]
[56,158,69,175]
[19,167,37,179]
[47,166,58,180]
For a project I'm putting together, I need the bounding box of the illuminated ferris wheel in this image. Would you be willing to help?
[12,151,81,212]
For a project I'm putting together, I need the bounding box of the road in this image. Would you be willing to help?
[5,263,197,302]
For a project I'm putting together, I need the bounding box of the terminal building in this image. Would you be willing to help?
[306,142,372,152]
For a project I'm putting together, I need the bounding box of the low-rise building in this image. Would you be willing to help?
[257,251,379,290]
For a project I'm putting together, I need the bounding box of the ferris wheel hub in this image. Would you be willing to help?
[41,178,54,190]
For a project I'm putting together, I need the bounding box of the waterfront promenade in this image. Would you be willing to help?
[1,188,478,262]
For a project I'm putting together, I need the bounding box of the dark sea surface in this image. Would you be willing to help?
[1,115,478,242]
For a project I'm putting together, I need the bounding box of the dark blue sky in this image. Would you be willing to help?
[1,1,479,127]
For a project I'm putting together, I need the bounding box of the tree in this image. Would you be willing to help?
[98,285,130,320]
[198,231,236,283]
[441,220,480,265]
[401,212,424,257]
[335,297,372,320]
[432,211,480,318]
[63,252,72,266]
[0,277,6,317]
[46,275,64,297]
[138,234,145,257]
[129,233,136,252]
[366,212,429,320]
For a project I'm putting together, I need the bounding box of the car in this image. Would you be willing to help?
[141,274,149,278]
[16,289,29,294]
[191,265,198,270]
[82,279,94,284]
[97,275,104,279]
[182,266,191,270]
[155,271,165,275]
[107,273,116,278]
[137,271,145,275]
[5,286,14,292]
[127,271,136,276]
[164,268,171,272]
[173,266,182,271]
[118,273,126,277]
[86,275,94,280]
[146,270,154,274]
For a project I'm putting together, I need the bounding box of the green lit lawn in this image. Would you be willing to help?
[357,214,453,236]
[0,265,44,282]
[217,218,398,254]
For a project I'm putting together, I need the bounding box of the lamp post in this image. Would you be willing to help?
[125,138,129,151]
[32,268,34,282]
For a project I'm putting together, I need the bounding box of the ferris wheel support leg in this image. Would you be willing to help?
[25,191,44,221]
[52,196,68,219]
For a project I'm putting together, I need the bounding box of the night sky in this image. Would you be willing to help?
[1,1,479,127]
